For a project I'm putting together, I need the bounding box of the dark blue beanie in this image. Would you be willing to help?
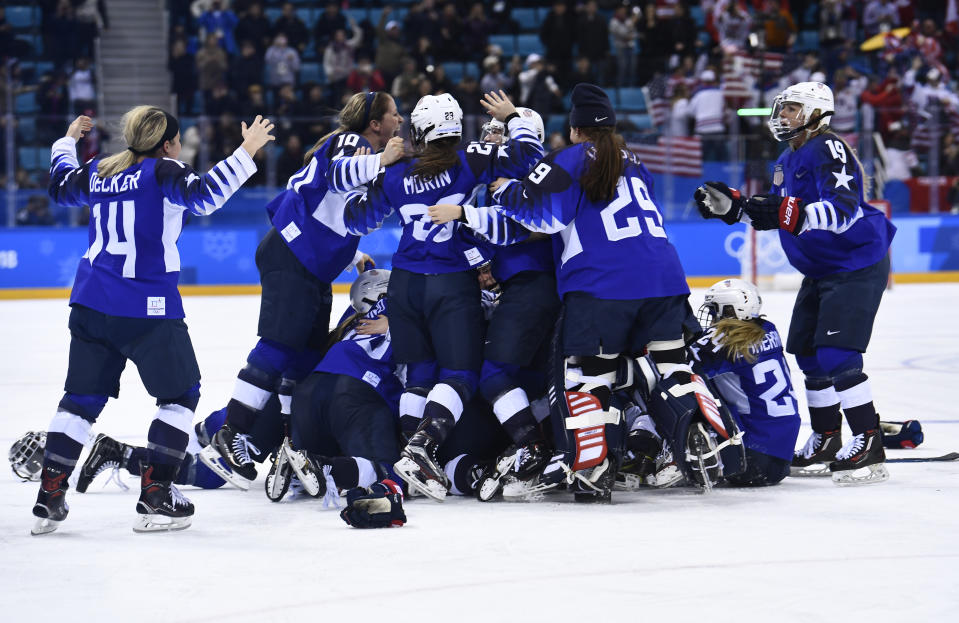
[569,83,616,128]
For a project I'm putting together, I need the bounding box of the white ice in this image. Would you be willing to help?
[1,285,957,622]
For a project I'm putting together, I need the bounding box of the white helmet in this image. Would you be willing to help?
[9,431,46,481]
[767,81,834,142]
[697,279,762,326]
[481,107,545,144]
[410,94,463,145]
[350,269,391,313]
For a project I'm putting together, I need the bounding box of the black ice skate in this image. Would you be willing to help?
[476,439,552,502]
[282,440,332,500]
[790,429,842,477]
[829,429,889,486]
[685,422,723,492]
[32,466,69,536]
[199,423,259,490]
[134,466,194,532]
[394,416,452,502]
[572,458,616,504]
[76,434,133,493]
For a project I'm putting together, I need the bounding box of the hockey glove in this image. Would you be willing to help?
[339,480,407,529]
[743,194,806,235]
[694,181,744,225]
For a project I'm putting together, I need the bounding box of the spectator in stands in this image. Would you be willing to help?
[436,4,463,62]
[273,83,307,141]
[170,38,198,115]
[576,1,610,86]
[198,0,239,55]
[375,9,407,86]
[548,130,568,151]
[277,133,304,183]
[759,0,797,53]
[911,67,959,112]
[313,2,348,55]
[74,0,108,59]
[863,0,900,38]
[462,3,493,63]
[68,58,96,115]
[323,20,362,108]
[539,1,576,74]
[685,68,727,160]
[46,0,78,69]
[238,82,267,120]
[480,55,511,96]
[941,132,959,177]
[715,0,752,54]
[610,4,640,87]
[347,56,387,95]
[569,57,595,88]
[230,39,265,102]
[393,58,424,112]
[36,71,70,143]
[663,4,697,70]
[196,32,230,110]
[860,72,905,141]
[426,64,453,94]
[882,121,919,179]
[235,1,272,56]
[265,33,300,94]
[16,195,56,227]
[404,0,442,47]
[830,68,868,134]
[455,73,483,138]
[206,82,239,118]
[518,54,561,114]
[669,82,691,137]
[301,83,331,138]
[273,2,309,55]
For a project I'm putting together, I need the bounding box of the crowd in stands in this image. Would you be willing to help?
[2,0,959,222]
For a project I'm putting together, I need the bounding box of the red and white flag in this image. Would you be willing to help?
[947,0,958,37]
[628,136,703,177]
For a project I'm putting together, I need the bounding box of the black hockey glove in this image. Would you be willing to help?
[743,194,806,235]
[339,480,407,529]
[694,181,744,225]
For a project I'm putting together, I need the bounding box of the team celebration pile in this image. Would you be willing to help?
[13,74,926,536]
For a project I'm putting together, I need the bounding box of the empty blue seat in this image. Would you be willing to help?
[15,91,37,114]
[515,34,540,56]
[300,62,323,84]
[295,8,313,28]
[618,87,646,111]
[797,30,818,52]
[17,116,36,143]
[626,113,652,130]
[6,6,37,29]
[18,146,38,170]
[488,34,515,56]
[545,115,566,136]
[442,62,464,84]
[689,6,705,28]
[512,8,538,30]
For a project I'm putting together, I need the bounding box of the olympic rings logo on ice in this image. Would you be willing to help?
[723,229,790,269]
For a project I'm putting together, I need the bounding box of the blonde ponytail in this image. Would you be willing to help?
[96,106,170,178]
[713,318,767,363]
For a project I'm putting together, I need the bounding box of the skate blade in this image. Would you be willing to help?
[477,474,504,501]
[31,517,62,536]
[647,466,684,488]
[198,446,251,491]
[502,478,556,502]
[832,463,890,486]
[790,463,832,477]
[394,457,446,502]
[265,463,292,502]
[283,449,322,497]
[614,472,642,491]
[133,514,192,533]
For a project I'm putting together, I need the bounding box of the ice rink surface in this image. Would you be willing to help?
[1,284,957,622]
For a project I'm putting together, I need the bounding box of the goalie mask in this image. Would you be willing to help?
[767,81,834,142]
[350,269,391,313]
[697,279,762,327]
[10,431,46,481]
[410,94,463,145]
[481,107,546,144]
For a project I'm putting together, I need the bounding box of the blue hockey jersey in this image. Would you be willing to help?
[314,298,402,410]
[343,117,544,274]
[689,320,801,461]
[770,133,895,278]
[267,131,383,282]
[483,144,690,300]
[48,137,257,318]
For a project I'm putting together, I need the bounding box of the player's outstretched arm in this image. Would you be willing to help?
[48,116,95,207]
[239,115,275,157]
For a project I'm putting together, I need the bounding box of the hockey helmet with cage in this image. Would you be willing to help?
[767,81,834,142]
[410,94,463,145]
[697,279,762,327]
[9,431,46,481]
[481,107,546,144]
[350,269,391,314]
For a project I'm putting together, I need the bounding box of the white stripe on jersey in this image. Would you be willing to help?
[292,158,319,193]
[162,197,185,272]
[802,201,863,234]
[559,221,583,265]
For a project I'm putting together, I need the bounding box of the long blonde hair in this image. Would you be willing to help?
[713,317,767,363]
[305,91,393,163]
[96,106,171,178]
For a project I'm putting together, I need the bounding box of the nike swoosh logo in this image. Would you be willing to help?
[594,116,608,122]
[826,330,840,335]
[795,170,807,178]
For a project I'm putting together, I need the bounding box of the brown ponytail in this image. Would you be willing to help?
[577,126,627,203]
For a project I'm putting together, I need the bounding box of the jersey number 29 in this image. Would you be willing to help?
[600,176,666,242]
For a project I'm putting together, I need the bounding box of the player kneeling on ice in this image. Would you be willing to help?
[31,109,274,535]
[694,81,894,486]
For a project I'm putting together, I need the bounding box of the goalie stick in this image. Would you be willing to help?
[885,452,959,463]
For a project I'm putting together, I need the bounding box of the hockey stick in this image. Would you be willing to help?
[886,452,959,463]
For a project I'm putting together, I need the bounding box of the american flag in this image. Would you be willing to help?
[721,51,784,101]
[628,136,703,177]
[642,76,671,128]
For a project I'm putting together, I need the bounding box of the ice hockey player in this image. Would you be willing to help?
[695,81,895,485]
[341,90,544,500]
[204,91,405,489]
[33,108,273,533]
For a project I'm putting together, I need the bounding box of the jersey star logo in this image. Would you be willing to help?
[832,165,853,190]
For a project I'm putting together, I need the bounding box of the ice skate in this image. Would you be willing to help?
[646,442,684,488]
[502,453,569,502]
[31,466,69,536]
[685,422,723,492]
[621,428,661,478]
[790,429,842,477]
[75,434,133,493]
[393,416,452,502]
[572,458,616,504]
[264,443,293,502]
[475,451,516,502]
[282,440,330,499]
[199,424,259,490]
[830,429,889,486]
[476,440,551,502]
[134,466,194,532]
